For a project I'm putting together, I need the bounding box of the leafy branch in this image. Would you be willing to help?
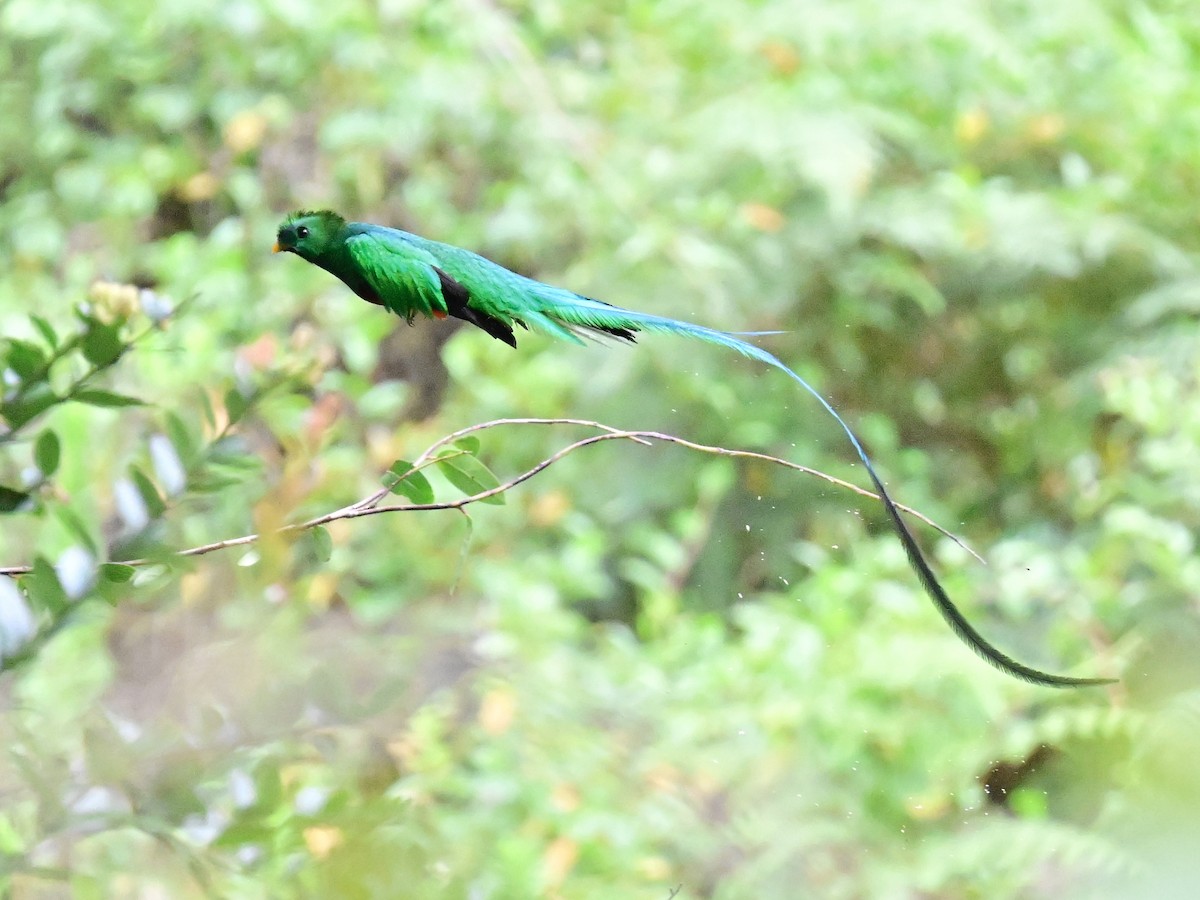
[0,417,979,576]
[0,290,978,676]
[0,286,188,514]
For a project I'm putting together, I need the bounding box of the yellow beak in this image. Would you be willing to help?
[272,241,283,253]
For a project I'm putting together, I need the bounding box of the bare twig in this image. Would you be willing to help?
[0,418,981,576]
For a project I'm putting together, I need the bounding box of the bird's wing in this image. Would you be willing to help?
[345,231,451,320]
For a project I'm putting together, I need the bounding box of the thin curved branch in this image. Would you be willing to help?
[0,418,980,575]
[144,418,982,567]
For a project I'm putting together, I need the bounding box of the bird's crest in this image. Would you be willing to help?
[284,209,345,229]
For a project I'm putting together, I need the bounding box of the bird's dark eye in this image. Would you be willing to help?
[297,226,310,239]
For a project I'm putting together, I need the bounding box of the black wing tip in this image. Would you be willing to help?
[460,308,519,348]
[578,295,638,342]
[599,325,638,342]
[432,267,519,347]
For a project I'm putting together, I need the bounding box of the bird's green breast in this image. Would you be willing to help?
[303,239,384,305]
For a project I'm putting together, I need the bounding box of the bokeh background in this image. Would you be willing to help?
[2,0,1199,896]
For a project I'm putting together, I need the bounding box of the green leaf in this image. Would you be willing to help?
[198,390,217,432]
[188,471,243,493]
[164,412,196,465]
[303,526,333,563]
[211,817,274,849]
[53,506,99,554]
[73,389,144,408]
[99,564,136,583]
[0,812,29,854]
[383,460,435,504]
[0,486,30,513]
[129,466,166,519]
[29,315,58,349]
[224,388,250,425]
[81,320,125,367]
[207,437,261,470]
[2,383,59,428]
[250,759,284,810]
[24,557,67,616]
[454,436,481,455]
[435,453,505,505]
[6,340,46,379]
[34,429,60,477]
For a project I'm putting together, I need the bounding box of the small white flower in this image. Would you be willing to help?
[55,545,96,600]
[114,477,150,531]
[139,289,174,323]
[294,785,331,816]
[149,434,187,497]
[0,579,36,657]
[230,768,257,809]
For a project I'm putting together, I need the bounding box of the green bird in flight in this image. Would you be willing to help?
[275,209,1112,688]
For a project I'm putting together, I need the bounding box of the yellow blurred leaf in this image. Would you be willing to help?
[179,171,220,202]
[224,109,269,153]
[289,321,319,353]
[905,791,952,821]
[279,764,310,789]
[644,763,681,793]
[637,855,673,880]
[529,489,571,527]
[386,735,414,768]
[1025,113,1065,143]
[478,686,518,735]
[955,108,989,144]
[179,571,211,606]
[541,836,579,888]
[306,572,338,608]
[303,825,343,859]
[739,202,786,233]
[551,782,580,813]
[760,40,801,74]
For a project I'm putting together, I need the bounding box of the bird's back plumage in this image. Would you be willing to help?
[345,222,639,345]
[274,210,1113,688]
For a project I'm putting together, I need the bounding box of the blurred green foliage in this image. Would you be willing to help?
[2,0,1200,895]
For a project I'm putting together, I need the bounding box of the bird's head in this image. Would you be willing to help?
[273,210,346,260]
